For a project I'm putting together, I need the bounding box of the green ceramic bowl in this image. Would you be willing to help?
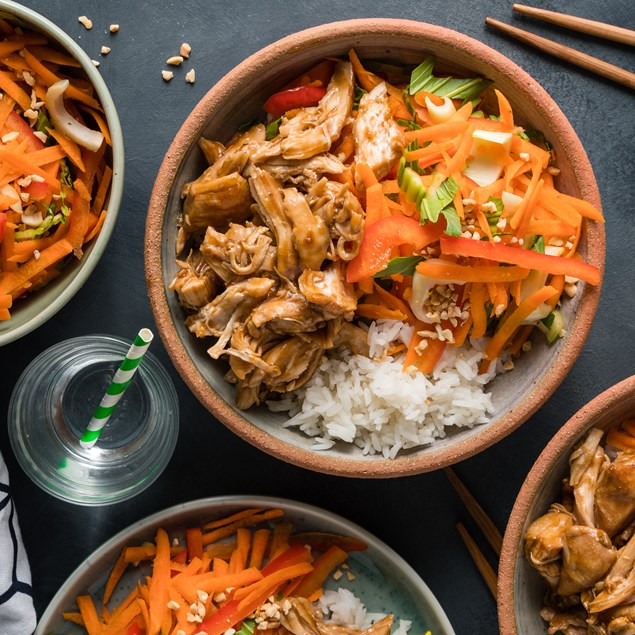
[0,0,124,346]
[35,496,456,634]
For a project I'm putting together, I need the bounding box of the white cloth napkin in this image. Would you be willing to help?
[0,453,36,635]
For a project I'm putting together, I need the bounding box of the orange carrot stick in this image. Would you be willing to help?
[484,286,557,361]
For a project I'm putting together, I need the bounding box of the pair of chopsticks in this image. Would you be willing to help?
[486,4,635,90]
[445,467,502,599]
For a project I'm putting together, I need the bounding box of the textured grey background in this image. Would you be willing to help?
[1,1,634,633]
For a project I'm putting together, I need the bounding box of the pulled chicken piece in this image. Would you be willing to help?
[182,171,253,232]
[249,167,299,278]
[200,222,276,284]
[569,428,607,527]
[557,525,617,596]
[227,335,324,408]
[595,451,635,538]
[248,286,325,335]
[276,61,354,161]
[169,249,216,310]
[253,152,345,187]
[307,178,364,261]
[186,277,276,359]
[539,606,589,635]
[298,263,357,320]
[525,504,575,589]
[282,187,330,271]
[353,82,405,188]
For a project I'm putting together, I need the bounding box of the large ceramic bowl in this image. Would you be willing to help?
[498,375,635,634]
[36,495,456,634]
[0,0,124,346]
[145,19,604,477]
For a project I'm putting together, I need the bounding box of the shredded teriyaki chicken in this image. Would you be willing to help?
[172,59,382,408]
[524,428,635,634]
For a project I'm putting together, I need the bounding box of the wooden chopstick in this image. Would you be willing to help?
[485,17,635,90]
[512,4,635,46]
[457,522,498,599]
[445,467,503,556]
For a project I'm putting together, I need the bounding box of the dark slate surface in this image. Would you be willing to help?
[1,1,634,633]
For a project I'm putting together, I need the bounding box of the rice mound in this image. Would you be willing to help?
[318,587,411,634]
[268,320,496,458]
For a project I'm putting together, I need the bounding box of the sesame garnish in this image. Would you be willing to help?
[92,59,100,67]
[101,46,111,55]
[346,571,356,581]
[33,249,40,260]
[167,600,180,610]
[109,24,120,33]
[167,55,184,66]
[332,568,343,580]
[2,131,18,143]
[30,174,45,183]
[480,201,497,213]
[185,69,196,83]
[547,166,560,176]
[22,70,35,86]
[519,152,530,161]
[564,283,577,298]
[23,109,38,122]
[522,341,532,352]
[20,192,29,202]
[162,70,174,82]
[78,16,93,30]
[180,42,191,58]
[502,359,515,371]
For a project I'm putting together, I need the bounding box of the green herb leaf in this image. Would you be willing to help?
[532,236,545,254]
[265,117,282,140]
[541,312,555,328]
[421,176,459,223]
[396,118,422,131]
[409,56,492,100]
[353,84,367,109]
[440,206,462,236]
[235,619,256,635]
[14,212,65,240]
[374,255,425,278]
[35,110,52,141]
[487,196,504,214]
[237,118,260,133]
[517,130,530,141]
[525,128,552,151]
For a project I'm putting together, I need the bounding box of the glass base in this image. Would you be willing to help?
[8,334,179,506]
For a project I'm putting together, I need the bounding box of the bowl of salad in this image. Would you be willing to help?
[36,496,454,634]
[0,0,124,346]
[145,19,604,477]
[498,375,635,634]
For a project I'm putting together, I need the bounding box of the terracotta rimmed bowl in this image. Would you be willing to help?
[498,375,635,634]
[145,18,604,477]
[0,0,124,346]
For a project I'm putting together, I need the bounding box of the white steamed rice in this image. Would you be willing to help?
[267,319,497,458]
[318,587,411,634]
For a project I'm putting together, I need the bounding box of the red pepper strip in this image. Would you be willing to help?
[198,563,314,635]
[3,110,45,152]
[347,216,446,283]
[440,236,601,286]
[262,85,327,118]
[261,543,312,576]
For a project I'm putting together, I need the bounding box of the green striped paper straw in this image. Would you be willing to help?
[79,328,154,449]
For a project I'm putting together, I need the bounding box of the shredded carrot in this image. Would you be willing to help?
[484,286,558,361]
[45,127,86,171]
